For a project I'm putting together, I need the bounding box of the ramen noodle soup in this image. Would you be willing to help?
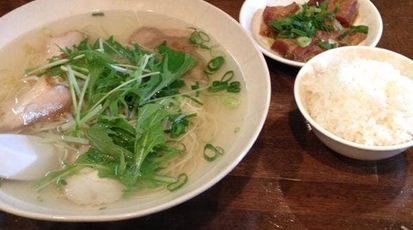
[0,10,247,208]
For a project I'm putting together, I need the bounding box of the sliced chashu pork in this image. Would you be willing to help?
[260,2,300,37]
[0,76,71,132]
[307,0,359,27]
[129,27,196,53]
[0,31,84,132]
[129,27,205,80]
[45,30,85,59]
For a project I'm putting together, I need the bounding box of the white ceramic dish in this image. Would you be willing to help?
[0,0,270,221]
[239,0,383,67]
[294,46,413,161]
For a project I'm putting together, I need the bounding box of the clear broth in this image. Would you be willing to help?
[0,10,248,210]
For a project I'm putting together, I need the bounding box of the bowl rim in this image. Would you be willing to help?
[294,46,413,152]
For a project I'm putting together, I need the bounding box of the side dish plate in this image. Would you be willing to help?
[239,0,383,67]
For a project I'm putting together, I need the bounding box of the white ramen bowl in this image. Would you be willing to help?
[239,0,383,67]
[0,0,270,222]
[294,46,413,161]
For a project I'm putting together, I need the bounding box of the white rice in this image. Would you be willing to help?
[301,58,413,146]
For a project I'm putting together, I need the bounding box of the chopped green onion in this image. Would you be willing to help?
[208,80,228,92]
[234,127,241,133]
[227,81,241,93]
[291,28,308,37]
[317,40,337,50]
[268,2,337,39]
[167,173,188,191]
[189,27,211,49]
[337,25,369,40]
[92,11,105,17]
[296,36,312,48]
[207,71,240,93]
[167,114,196,138]
[221,95,241,108]
[183,95,203,105]
[203,143,224,162]
[191,81,200,91]
[221,70,234,82]
[191,81,200,97]
[205,56,225,75]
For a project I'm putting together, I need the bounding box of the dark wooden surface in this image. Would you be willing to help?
[1,0,413,229]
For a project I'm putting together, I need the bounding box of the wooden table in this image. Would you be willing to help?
[1,0,412,229]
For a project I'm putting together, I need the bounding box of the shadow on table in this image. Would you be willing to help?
[271,109,412,229]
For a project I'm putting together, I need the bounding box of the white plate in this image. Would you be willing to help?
[239,0,383,67]
[0,0,270,222]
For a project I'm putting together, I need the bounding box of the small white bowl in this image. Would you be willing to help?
[239,0,383,67]
[294,46,413,160]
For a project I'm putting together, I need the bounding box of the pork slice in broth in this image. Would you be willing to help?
[129,27,196,53]
[0,76,71,133]
[130,27,206,80]
[0,31,85,132]
[45,31,85,59]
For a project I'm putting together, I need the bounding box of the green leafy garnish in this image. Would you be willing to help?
[31,32,240,193]
[267,1,369,51]
[268,2,338,39]
[337,25,369,40]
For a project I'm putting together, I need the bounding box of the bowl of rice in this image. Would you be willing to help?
[294,46,413,161]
